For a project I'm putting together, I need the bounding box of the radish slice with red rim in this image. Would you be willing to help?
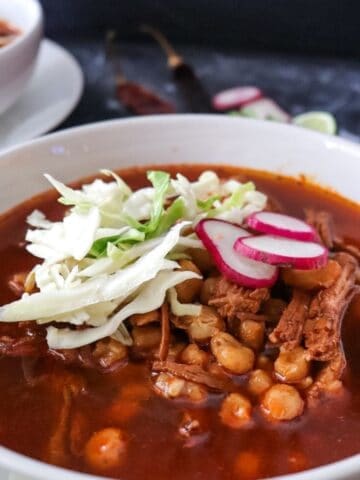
[212,86,263,111]
[195,219,278,288]
[246,211,317,241]
[234,235,328,270]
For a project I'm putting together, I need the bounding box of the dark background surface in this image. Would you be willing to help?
[38,0,360,139]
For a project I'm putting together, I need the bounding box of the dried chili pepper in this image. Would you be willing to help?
[106,30,175,116]
[140,25,214,113]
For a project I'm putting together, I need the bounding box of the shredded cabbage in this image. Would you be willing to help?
[168,287,201,316]
[0,168,268,349]
[46,269,200,349]
[0,222,188,322]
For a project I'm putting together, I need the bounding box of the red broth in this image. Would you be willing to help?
[0,164,360,479]
[0,19,20,48]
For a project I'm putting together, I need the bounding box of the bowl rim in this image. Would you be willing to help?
[1,113,360,160]
[0,0,43,56]
[0,114,359,480]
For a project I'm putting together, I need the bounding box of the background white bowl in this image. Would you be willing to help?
[0,0,42,115]
[0,115,359,480]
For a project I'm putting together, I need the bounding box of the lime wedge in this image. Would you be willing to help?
[293,111,337,135]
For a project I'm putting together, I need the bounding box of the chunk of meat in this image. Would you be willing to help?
[304,209,334,248]
[51,339,128,373]
[269,290,311,350]
[46,384,75,466]
[45,373,86,465]
[152,360,231,391]
[304,252,357,361]
[0,326,127,373]
[307,350,346,402]
[282,260,341,290]
[261,298,287,324]
[69,410,89,457]
[0,333,46,357]
[265,196,284,213]
[209,276,269,320]
[334,236,360,262]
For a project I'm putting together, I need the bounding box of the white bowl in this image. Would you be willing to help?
[0,115,359,480]
[0,0,43,115]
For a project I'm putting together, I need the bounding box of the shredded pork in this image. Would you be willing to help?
[152,360,231,391]
[270,290,311,350]
[208,276,269,320]
[305,209,334,249]
[304,252,357,361]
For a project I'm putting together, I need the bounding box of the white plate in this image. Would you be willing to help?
[0,39,83,150]
[0,115,359,480]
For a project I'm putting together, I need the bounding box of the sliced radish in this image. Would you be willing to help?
[195,219,278,288]
[234,235,328,270]
[212,86,263,111]
[240,98,290,122]
[247,211,317,241]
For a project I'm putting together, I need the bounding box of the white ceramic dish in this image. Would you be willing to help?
[0,38,84,150]
[0,115,359,480]
[0,0,42,115]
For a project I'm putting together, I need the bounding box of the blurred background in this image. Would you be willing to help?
[39,0,360,138]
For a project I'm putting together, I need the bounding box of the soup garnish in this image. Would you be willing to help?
[0,165,359,479]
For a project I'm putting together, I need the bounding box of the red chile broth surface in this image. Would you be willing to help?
[0,164,360,480]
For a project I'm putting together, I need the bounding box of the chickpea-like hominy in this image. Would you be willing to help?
[261,384,304,421]
[248,369,273,396]
[182,306,225,343]
[175,259,203,303]
[92,338,127,369]
[220,393,252,428]
[180,343,210,368]
[256,354,274,372]
[234,450,262,478]
[211,332,255,374]
[188,247,215,274]
[84,428,127,471]
[154,373,185,398]
[274,346,310,383]
[200,277,219,304]
[154,373,207,402]
[132,325,162,351]
[239,319,265,350]
[130,309,160,326]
